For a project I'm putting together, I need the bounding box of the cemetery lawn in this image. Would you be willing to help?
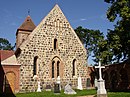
[108,92,130,97]
[15,89,96,97]
[15,90,130,97]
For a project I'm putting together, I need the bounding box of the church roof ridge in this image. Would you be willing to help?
[17,15,36,32]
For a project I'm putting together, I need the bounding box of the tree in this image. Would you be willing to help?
[105,0,130,63]
[0,38,15,50]
[75,26,111,65]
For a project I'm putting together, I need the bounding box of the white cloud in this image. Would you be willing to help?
[80,18,87,21]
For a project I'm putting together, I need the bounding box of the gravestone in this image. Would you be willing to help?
[45,84,51,91]
[56,76,60,84]
[64,84,76,94]
[94,77,98,89]
[77,76,83,90]
[54,83,60,93]
[86,78,91,89]
[37,81,41,92]
[95,61,107,97]
[56,76,61,90]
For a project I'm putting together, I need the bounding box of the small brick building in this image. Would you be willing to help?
[0,50,20,94]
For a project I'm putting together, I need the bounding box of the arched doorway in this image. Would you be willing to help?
[4,72,16,93]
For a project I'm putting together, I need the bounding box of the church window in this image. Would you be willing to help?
[52,61,55,78]
[72,59,76,76]
[57,61,60,77]
[54,39,58,50]
[33,56,38,75]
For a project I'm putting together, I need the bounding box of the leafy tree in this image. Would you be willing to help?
[0,38,15,50]
[75,26,111,65]
[105,0,130,63]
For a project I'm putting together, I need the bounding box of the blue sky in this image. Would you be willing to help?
[0,0,116,65]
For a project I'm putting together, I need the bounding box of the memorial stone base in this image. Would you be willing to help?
[97,94,107,97]
[97,80,107,97]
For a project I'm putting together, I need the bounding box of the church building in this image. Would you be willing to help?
[0,4,89,93]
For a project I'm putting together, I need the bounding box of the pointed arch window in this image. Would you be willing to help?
[54,38,58,50]
[52,61,55,78]
[72,59,76,76]
[57,61,60,77]
[33,56,38,75]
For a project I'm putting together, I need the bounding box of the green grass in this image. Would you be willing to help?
[108,92,130,97]
[15,89,96,97]
[14,89,130,97]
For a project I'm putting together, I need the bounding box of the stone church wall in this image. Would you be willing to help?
[17,5,88,92]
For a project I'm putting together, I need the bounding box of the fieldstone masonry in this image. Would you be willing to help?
[16,4,88,92]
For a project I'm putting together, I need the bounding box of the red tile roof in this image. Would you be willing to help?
[17,15,36,32]
[0,50,14,61]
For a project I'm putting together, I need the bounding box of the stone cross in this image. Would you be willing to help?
[95,61,105,80]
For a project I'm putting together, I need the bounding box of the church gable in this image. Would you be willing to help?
[20,4,86,53]
[17,4,88,92]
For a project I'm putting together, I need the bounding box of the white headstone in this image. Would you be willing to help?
[94,77,98,88]
[57,76,60,84]
[37,81,41,92]
[77,76,83,90]
[56,76,61,90]
[64,84,76,94]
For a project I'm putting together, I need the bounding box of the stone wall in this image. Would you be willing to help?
[17,5,88,92]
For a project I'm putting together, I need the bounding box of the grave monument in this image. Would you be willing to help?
[64,84,76,94]
[95,61,107,97]
[77,76,83,90]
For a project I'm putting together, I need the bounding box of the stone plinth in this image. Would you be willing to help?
[97,80,107,97]
[37,81,41,92]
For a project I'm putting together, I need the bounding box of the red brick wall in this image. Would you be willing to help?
[103,60,130,91]
[2,65,20,93]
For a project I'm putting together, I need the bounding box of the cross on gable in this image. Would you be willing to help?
[95,61,105,80]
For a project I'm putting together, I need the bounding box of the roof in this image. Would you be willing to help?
[0,50,14,61]
[17,15,36,32]
[0,50,20,65]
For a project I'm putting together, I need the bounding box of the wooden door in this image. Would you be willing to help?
[4,72,15,93]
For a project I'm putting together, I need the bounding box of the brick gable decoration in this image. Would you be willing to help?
[16,4,88,92]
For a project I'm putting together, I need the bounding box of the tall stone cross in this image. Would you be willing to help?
[95,61,105,80]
